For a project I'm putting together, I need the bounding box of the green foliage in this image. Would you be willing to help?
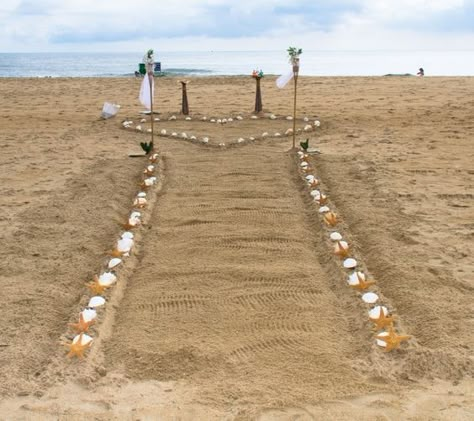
[300,138,309,151]
[140,141,154,155]
[287,46,303,63]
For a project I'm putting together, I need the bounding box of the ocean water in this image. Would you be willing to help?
[0,50,473,77]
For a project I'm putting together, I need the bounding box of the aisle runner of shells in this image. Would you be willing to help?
[297,151,411,352]
[122,113,321,146]
[63,153,160,358]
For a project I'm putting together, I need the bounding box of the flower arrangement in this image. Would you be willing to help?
[252,69,264,79]
[287,47,303,66]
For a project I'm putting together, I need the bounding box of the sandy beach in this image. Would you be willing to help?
[0,75,473,419]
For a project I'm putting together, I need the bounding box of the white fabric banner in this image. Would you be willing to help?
[276,71,294,89]
[139,75,154,110]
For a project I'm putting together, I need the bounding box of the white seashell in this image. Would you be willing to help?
[201,116,207,121]
[300,161,308,167]
[304,117,309,122]
[154,117,160,122]
[127,217,139,227]
[88,296,106,308]
[160,129,167,135]
[304,124,313,132]
[314,120,321,127]
[190,135,197,140]
[222,118,227,124]
[185,116,192,121]
[181,132,187,139]
[140,118,147,123]
[330,232,343,241]
[319,206,330,213]
[262,132,269,137]
[270,114,277,120]
[217,119,222,124]
[369,305,388,320]
[236,116,243,120]
[362,292,379,304]
[169,115,177,121]
[135,125,142,131]
[121,231,134,240]
[108,258,122,269]
[251,115,258,119]
[171,132,177,137]
[286,116,293,120]
[146,129,152,133]
[376,333,388,347]
[130,211,141,219]
[143,178,154,186]
[137,192,147,198]
[305,174,314,180]
[298,151,305,157]
[228,118,233,122]
[81,308,97,322]
[117,238,133,253]
[98,272,117,287]
[210,119,216,123]
[237,138,245,143]
[202,137,209,143]
[72,333,93,346]
[343,258,357,269]
[219,143,225,147]
[347,271,365,286]
[133,197,147,206]
[285,128,293,136]
[249,137,255,141]
[310,189,320,198]
[147,165,154,172]
[274,133,281,137]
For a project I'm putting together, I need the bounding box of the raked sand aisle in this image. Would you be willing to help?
[105,138,378,414]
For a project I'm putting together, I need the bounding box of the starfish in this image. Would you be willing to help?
[86,275,107,295]
[376,326,411,352]
[66,333,92,359]
[324,212,338,227]
[69,313,95,333]
[318,194,328,205]
[109,248,124,258]
[349,272,376,291]
[370,308,396,330]
[334,241,350,258]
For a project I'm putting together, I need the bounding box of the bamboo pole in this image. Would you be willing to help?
[292,60,299,149]
[148,70,154,150]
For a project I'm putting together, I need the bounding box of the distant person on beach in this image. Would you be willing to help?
[417,67,424,77]
[134,71,141,77]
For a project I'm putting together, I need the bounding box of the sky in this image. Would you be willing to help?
[1,0,473,52]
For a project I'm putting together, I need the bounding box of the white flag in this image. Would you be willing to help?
[276,71,294,89]
[139,75,154,110]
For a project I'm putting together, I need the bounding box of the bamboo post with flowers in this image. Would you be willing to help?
[252,69,264,114]
[288,47,302,149]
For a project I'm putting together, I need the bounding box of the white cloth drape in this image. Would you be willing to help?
[276,71,294,88]
[139,75,154,110]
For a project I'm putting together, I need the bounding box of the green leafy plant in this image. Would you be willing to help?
[140,141,154,155]
[300,138,309,151]
[287,47,303,64]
